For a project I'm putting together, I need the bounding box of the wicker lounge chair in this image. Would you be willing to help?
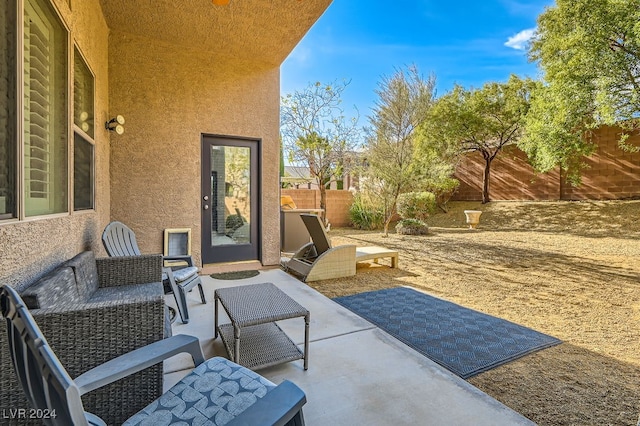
[283,214,357,281]
[102,221,206,324]
[0,285,307,426]
[283,214,399,282]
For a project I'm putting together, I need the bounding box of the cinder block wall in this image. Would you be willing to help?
[453,126,640,201]
[562,126,640,200]
[283,189,317,209]
[326,190,354,226]
[281,189,354,227]
[454,145,561,201]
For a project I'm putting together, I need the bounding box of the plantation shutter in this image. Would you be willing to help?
[0,1,17,219]
[24,1,53,215]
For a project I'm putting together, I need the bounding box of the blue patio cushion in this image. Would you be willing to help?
[123,357,276,426]
[163,266,199,284]
[20,267,81,309]
[64,251,99,299]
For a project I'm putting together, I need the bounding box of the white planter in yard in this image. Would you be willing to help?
[463,210,482,229]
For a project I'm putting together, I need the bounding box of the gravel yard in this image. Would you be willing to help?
[307,200,640,426]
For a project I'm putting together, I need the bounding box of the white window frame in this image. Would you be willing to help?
[72,45,95,212]
[2,0,72,223]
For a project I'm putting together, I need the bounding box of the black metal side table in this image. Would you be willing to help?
[214,282,310,370]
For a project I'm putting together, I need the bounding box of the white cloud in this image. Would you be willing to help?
[504,28,536,50]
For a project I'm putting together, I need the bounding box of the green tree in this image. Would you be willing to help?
[365,66,436,235]
[524,0,640,180]
[520,84,597,183]
[417,75,537,203]
[281,81,360,224]
[410,139,460,212]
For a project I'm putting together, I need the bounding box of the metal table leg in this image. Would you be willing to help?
[303,313,310,370]
[214,293,219,339]
[234,324,241,363]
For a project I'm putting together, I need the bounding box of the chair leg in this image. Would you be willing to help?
[285,410,305,426]
[164,267,189,324]
[176,286,190,324]
[170,290,189,324]
[197,282,206,304]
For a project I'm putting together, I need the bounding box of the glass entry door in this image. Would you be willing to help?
[201,136,260,264]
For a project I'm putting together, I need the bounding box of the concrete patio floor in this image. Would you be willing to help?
[163,269,535,425]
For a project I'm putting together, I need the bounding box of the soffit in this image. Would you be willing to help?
[97,0,332,66]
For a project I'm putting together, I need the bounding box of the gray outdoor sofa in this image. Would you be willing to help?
[0,251,168,425]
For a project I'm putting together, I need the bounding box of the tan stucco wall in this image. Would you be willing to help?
[0,0,110,288]
[108,32,281,267]
[98,0,333,69]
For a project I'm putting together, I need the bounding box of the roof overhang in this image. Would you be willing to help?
[97,0,332,67]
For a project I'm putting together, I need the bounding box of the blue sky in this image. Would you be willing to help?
[281,0,554,121]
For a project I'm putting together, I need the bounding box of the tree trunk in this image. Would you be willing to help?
[482,157,491,204]
[382,198,398,237]
[319,185,328,226]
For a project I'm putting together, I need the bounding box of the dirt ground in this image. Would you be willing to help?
[307,200,640,426]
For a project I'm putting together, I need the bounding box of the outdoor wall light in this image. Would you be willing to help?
[105,115,125,135]
[79,111,91,133]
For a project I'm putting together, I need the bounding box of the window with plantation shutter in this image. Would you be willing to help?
[0,0,17,220]
[23,0,67,217]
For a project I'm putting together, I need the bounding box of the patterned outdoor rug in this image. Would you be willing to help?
[334,287,562,379]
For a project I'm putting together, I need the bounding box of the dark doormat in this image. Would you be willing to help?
[210,270,260,280]
[334,287,562,379]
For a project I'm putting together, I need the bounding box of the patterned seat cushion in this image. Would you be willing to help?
[163,266,199,284]
[21,267,82,309]
[123,357,276,426]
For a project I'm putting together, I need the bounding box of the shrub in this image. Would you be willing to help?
[427,178,460,212]
[396,192,437,221]
[349,193,384,230]
[396,218,429,235]
[225,214,244,235]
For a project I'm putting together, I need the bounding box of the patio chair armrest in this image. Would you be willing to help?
[226,380,307,426]
[74,334,205,395]
[96,254,163,287]
[163,255,196,267]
